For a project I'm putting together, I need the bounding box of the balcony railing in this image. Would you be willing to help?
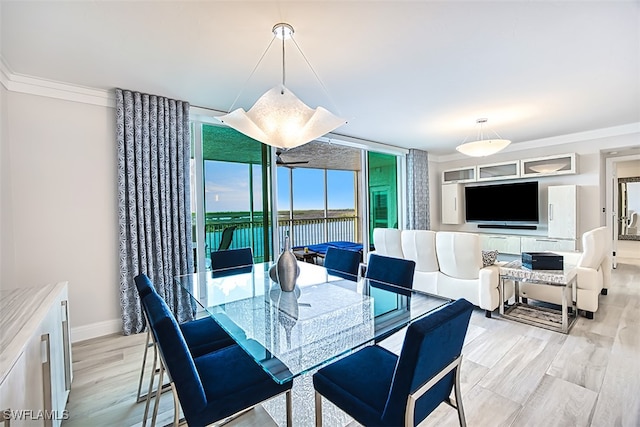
[203,216,358,262]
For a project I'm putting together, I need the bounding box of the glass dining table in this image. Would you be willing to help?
[175,262,450,384]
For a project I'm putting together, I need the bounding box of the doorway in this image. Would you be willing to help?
[605,154,640,266]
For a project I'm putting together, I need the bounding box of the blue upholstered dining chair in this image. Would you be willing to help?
[365,253,416,295]
[313,298,474,427]
[323,247,362,281]
[133,274,237,422]
[210,247,254,277]
[144,290,293,427]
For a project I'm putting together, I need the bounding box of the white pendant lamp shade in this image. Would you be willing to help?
[217,23,346,150]
[456,118,511,157]
[217,85,347,150]
[455,138,511,157]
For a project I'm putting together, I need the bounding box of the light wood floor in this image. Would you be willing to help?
[63,258,640,427]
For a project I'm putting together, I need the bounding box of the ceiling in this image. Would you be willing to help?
[1,1,638,155]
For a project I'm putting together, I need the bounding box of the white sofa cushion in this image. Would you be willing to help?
[401,230,439,272]
[435,232,482,280]
[412,271,439,295]
[372,228,404,258]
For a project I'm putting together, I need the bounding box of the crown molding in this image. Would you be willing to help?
[0,57,115,108]
[432,122,640,163]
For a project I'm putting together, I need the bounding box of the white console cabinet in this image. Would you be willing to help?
[521,237,576,252]
[480,235,522,255]
[441,183,463,225]
[481,234,577,255]
[0,282,72,427]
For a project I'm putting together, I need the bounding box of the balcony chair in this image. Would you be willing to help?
[313,298,474,427]
[143,289,293,427]
[365,253,416,296]
[210,247,254,277]
[520,226,612,319]
[218,225,237,251]
[323,246,362,281]
[133,274,238,424]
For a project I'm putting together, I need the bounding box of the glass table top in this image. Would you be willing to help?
[175,262,450,383]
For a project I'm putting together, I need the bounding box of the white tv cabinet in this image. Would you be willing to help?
[480,234,577,255]
[477,184,578,254]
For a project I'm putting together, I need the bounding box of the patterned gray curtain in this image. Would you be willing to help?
[406,148,430,230]
[116,88,194,335]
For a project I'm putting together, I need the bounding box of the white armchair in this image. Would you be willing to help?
[520,226,611,319]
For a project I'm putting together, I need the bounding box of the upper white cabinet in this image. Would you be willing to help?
[477,161,520,182]
[548,185,577,240]
[521,153,577,177]
[442,153,577,184]
[442,166,476,184]
[441,183,463,224]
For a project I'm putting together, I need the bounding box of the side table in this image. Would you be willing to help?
[499,260,577,333]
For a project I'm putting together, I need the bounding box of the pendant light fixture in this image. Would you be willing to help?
[217,23,346,150]
[456,118,511,157]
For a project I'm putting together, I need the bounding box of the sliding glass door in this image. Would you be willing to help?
[367,151,399,242]
[190,120,404,269]
[194,124,273,265]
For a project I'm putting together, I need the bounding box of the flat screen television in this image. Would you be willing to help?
[465,181,539,223]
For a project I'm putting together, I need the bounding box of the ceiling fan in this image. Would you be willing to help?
[275,150,309,167]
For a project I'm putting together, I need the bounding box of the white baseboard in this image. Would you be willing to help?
[71,318,122,343]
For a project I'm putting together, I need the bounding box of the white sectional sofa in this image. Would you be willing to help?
[372,228,508,317]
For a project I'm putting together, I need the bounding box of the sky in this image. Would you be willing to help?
[203,161,355,212]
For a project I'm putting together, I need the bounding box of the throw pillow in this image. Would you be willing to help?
[482,250,499,267]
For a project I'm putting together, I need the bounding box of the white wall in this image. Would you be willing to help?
[3,90,121,339]
[429,131,640,247]
[617,160,640,179]
[1,84,15,285]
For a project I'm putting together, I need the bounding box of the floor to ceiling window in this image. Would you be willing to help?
[277,165,358,248]
[193,124,272,264]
